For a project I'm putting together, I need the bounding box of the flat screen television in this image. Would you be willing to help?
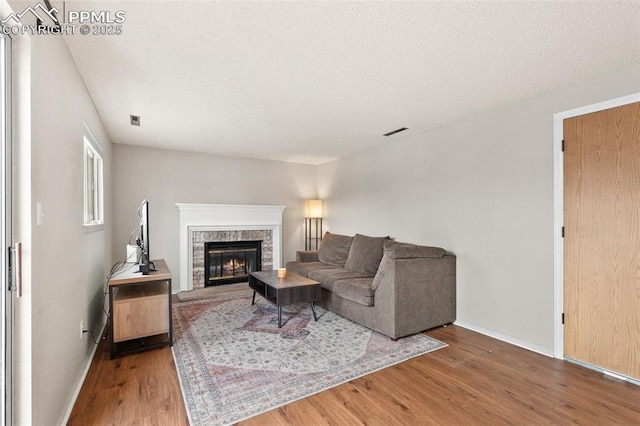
[137,199,155,274]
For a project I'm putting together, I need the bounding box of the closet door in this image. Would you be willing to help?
[564,101,640,380]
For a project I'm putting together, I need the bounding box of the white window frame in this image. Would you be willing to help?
[83,122,103,227]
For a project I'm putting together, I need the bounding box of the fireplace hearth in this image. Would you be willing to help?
[204,240,262,286]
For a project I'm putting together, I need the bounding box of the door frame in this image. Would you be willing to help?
[553,92,640,360]
[0,31,11,426]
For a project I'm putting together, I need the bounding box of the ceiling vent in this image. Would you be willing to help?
[383,127,408,137]
[130,115,141,126]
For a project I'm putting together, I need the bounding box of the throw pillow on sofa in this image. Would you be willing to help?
[344,233,390,276]
[317,232,353,266]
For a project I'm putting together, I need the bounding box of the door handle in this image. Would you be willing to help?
[12,242,22,298]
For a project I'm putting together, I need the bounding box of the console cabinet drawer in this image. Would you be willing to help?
[113,293,169,342]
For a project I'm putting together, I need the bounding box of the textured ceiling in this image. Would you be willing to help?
[56,1,640,164]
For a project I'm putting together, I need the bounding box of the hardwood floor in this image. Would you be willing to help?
[67,336,189,426]
[68,325,640,425]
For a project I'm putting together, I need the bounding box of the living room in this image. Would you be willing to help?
[3,0,640,424]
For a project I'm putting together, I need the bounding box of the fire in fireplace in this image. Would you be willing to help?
[204,240,262,286]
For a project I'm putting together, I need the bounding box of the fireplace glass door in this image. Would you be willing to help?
[204,240,262,286]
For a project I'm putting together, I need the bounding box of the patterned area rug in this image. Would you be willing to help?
[172,289,447,425]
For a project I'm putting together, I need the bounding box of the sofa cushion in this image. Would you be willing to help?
[383,241,446,259]
[317,232,353,266]
[333,278,375,307]
[296,250,319,263]
[285,261,337,278]
[344,234,389,275]
[308,268,371,292]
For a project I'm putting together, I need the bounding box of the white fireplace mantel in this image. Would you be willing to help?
[176,203,286,292]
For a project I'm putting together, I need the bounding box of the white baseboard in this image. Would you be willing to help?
[59,319,107,425]
[454,321,554,358]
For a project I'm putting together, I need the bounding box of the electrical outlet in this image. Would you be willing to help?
[80,320,85,339]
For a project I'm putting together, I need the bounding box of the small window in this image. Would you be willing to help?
[83,123,103,225]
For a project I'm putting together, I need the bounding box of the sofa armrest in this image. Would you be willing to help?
[395,255,456,328]
[372,252,456,338]
[296,250,319,262]
[383,241,446,259]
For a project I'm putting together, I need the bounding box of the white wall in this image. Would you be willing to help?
[317,65,640,355]
[25,30,113,425]
[112,144,317,289]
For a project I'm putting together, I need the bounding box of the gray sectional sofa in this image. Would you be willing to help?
[286,232,456,339]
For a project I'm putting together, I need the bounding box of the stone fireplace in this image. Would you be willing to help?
[176,204,286,292]
[192,230,272,288]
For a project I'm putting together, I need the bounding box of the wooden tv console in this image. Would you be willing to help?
[107,259,173,359]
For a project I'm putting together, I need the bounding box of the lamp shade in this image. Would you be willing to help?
[305,199,323,218]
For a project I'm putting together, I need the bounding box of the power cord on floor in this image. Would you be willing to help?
[82,328,105,345]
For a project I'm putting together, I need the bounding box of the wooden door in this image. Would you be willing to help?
[564,102,640,380]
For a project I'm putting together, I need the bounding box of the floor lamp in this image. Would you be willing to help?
[305,200,323,250]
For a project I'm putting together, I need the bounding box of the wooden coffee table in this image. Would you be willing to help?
[248,270,321,328]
